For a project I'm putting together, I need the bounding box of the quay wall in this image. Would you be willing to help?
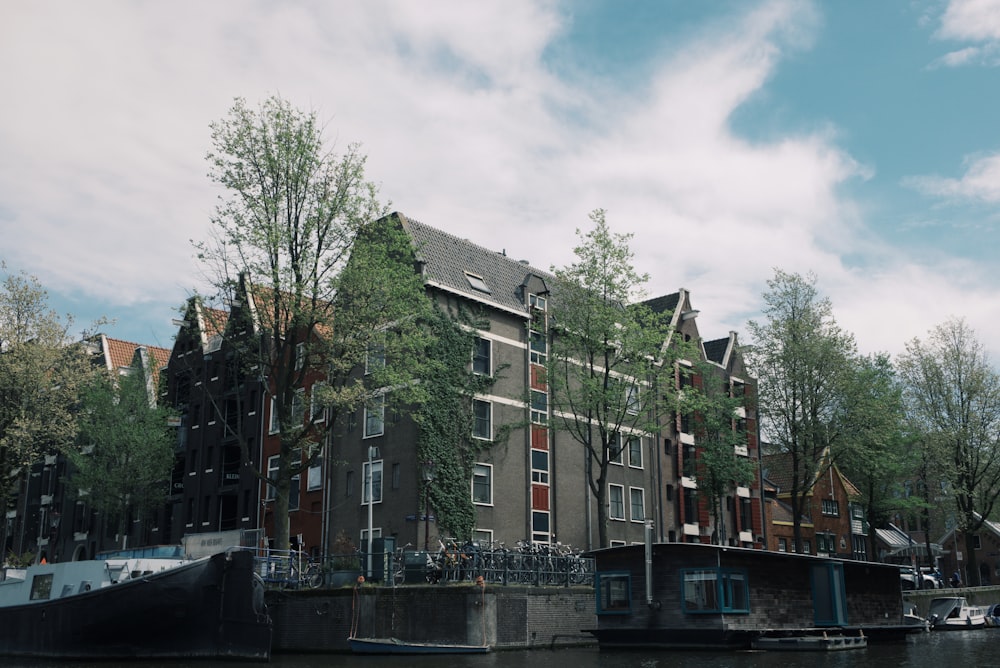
[265,585,597,653]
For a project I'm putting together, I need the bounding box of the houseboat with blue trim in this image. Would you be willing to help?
[586,532,915,650]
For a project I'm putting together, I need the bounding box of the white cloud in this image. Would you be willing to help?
[939,0,1000,41]
[903,153,1000,203]
[932,0,1000,67]
[1,0,999,359]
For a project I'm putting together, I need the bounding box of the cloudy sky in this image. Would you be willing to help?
[2,0,999,359]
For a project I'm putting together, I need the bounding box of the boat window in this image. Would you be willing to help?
[60,584,75,597]
[681,568,750,614]
[595,572,631,615]
[29,574,54,601]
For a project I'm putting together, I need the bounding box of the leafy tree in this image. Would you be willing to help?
[685,358,757,544]
[194,95,430,554]
[745,270,858,553]
[547,210,679,549]
[0,266,96,549]
[66,361,175,548]
[835,353,912,560]
[896,317,1000,585]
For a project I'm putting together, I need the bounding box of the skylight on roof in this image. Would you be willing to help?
[465,272,491,294]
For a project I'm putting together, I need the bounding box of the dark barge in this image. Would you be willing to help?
[586,534,918,650]
[0,549,271,661]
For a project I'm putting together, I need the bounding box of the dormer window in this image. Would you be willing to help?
[465,272,491,294]
[530,294,546,311]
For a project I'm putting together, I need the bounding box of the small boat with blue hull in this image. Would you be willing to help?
[0,548,271,660]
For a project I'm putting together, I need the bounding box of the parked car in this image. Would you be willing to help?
[900,566,939,590]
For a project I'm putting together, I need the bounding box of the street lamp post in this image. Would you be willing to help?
[421,461,435,551]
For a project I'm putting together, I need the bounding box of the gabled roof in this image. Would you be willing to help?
[95,335,170,373]
[760,449,860,500]
[395,212,552,317]
[644,292,680,315]
[703,337,729,365]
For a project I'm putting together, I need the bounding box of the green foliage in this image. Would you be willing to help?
[413,306,501,541]
[897,317,1000,583]
[0,265,98,513]
[66,365,176,546]
[835,353,912,556]
[195,94,391,552]
[745,269,859,552]
[547,210,679,547]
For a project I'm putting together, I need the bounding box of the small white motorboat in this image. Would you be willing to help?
[926,597,986,630]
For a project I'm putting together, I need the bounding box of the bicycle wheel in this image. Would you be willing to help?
[306,565,323,589]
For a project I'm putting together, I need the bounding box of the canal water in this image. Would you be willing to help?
[2,630,988,667]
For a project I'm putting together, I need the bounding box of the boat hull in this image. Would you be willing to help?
[0,550,271,661]
[349,637,490,654]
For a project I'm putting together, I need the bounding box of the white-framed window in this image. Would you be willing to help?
[472,463,492,505]
[473,337,491,375]
[265,454,300,511]
[294,342,306,371]
[531,449,549,485]
[530,390,547,425]
[529,329,547,365]
[609,484,625,521]
[472,399,492,440]
[627,435,642,469]
[629,487,645,523]
[268,397,279,434]
[360,527,382,545]
[364,395,384,438]
[473,529,493,546]
[532,510,550,543]
[609,434,624,465]
[626,384,640,415]
[363,460,383,504]
[821,499,840,516]
[307,455,323,492]
[529,293,546,311]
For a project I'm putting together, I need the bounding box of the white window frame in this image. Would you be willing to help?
[627,435,642,469]
[629,486,645,523]
[531,449,549,485]
[294,342,306,371]
[609,484,625,521]
[268,397,279,434]
[625,384,640,415]
[473,337,491,375]
[609,434,624,466]
[364,395,384,438]
[307,454,323,492]
[472,399,492,440]
[472,463,493,506]
[530,390,547,425]
[363,460,383,505]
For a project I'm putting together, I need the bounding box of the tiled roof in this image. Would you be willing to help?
[397,212,552,316]
[760,453,796,492]
[102,336,171,372]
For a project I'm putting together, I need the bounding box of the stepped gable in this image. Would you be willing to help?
[396,212,552,315]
